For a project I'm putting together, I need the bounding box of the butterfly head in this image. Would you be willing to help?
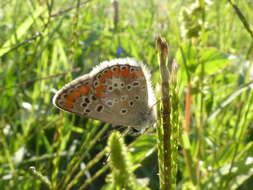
[130,103,157,129]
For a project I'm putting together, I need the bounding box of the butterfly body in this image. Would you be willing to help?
[53,58,156,130]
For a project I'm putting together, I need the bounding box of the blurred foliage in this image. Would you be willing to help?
[1,0,253,189]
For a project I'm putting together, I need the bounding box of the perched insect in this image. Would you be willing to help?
[53,58,156,132]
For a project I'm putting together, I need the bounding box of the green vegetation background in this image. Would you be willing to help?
[1,0,253,189]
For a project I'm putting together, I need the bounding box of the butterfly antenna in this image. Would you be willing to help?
[0,67,80,92]
[145,99,161,116]
[151,99,161,109]
[100,129,112,142]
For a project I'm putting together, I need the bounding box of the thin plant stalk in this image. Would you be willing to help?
[156,36,172,190]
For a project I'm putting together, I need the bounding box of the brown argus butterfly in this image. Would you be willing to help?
[53,58,156,131]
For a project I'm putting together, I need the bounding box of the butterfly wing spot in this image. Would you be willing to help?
[81,102,88,107]
[68,88,74,93]
[111,66,122,77]
[105,77,123,92]
[79,85,90,95]
[96,73,102,80]
[132,81,140,87]
[95,85,106,91]
[130,67,136,72]
[75,84,82,89]
[130,66,141,73]
[106,100,114,107]
[74,82,84,90]
[111,77,121,85]
[91,95,98,101]
[120,108,128,115]
[84,108,91,114]
[96,73,107,83]
[114,98,119,103]
[135,95,140,101]
[111,66,118,71]
[64,102,74,109]
[98,65,131,85]
[66,94,76,102]
[96,105,104,112]
[113,83,118,88]
[120,66,130,77]
[141,85,146,91]
[79,80,90,86]
[84,97,90,104]
[120,82,125,88]
[129,66,144,78]
[99,77,106,83]
[95,85,106,98]
[127,84,132,91]
[95,91,104,98]
[107,85,113,92]
[93,80,99,87]
[98,70,113,84]
[104,71,113,78]
[120,65,127,70]
[70,91,82,102]
[58,100,64,106]
[62,93,68,98]
[120,95,128,102]
[128,100,134,107]
[103,69,109,74]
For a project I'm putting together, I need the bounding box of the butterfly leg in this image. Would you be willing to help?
[127,127,145,136]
